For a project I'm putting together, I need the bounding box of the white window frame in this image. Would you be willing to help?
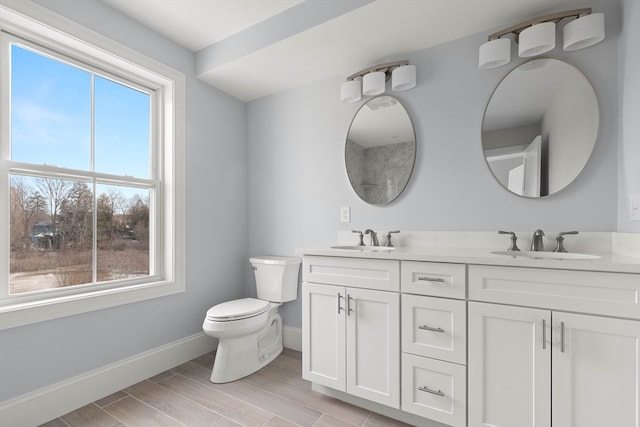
[0,2,185,330]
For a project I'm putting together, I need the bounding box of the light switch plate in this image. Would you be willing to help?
[631,194,640,222]
[340,206,351,223]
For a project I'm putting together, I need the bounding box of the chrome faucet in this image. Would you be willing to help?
[553,231,579,253]
[386,230,400,247]
[498,231,520,251]
[364,229,379,246]
[530,229,545,251]
[352,230,365,246]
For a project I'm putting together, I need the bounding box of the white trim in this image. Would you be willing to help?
[0,332,215,427]
[282,325,302,352]
[0,280,183,329]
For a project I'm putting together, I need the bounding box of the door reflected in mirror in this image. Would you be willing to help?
[482,58,599,198]
[345,95,416,205]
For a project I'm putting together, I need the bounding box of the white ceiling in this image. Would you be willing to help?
[102,0,584,102]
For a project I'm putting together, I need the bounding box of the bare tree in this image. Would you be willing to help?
[60,182,93,249]
[35,177,72,237]
[127,194,149,242]
[105,189,125,241]
[10,177,48,251]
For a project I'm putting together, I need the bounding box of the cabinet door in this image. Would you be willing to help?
[346,288,400,408]
[552,313,640,427]
[468,302,551,427]
[302,283,346,391]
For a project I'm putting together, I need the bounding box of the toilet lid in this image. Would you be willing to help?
[206,298,270,321]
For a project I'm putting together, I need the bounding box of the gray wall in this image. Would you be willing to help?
[248,0,624,328]
[619,0,640,232]
[0,0,249,402]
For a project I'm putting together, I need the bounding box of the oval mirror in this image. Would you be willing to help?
[345,95,416,205]
[482,58,599,198]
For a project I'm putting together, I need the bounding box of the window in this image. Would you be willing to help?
[0,4,185,329]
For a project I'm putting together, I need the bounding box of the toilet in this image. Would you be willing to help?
[202,255,301,383]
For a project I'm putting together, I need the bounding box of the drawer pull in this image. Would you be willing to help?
[337,293,343,314]
[417,277,445,283]
[560,321,566,353]
[347,294,354,315]
[418,325,445,333]
[542,319,546,350]
[418,386,445,397]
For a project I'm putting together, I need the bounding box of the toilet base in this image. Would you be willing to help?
[210,312,283,383]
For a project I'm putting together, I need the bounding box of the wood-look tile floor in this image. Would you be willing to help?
[40,349,412,427]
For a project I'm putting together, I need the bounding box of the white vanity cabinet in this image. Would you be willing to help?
[300,249,640,427]
[302,256,401,408]
[468,265,640,427]
[400,261,467,427]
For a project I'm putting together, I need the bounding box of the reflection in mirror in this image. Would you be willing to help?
[345,96,416,205]
[482,58,599,197]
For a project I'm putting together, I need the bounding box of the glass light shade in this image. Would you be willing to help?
[340,79,362,103]
[391,65,416,91]
[519,22,556,57]
[563,13,605,51]
[362,71,385,96]
[478,38,511,69]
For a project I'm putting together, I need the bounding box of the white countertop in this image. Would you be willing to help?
[297,246,640,274]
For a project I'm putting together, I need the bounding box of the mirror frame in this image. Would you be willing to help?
[344,95,416,206]
[481,57,599,198]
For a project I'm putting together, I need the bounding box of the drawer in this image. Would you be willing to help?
[401,353,466,427]
[469,265,640,319]
[302,256,400,291]
[402,295,466,364]
[401,261,466,299]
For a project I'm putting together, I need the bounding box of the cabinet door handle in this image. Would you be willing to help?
[418,386,445,397]
[560,321,565,353]
[347,294,354,315]
[417,277,445,283]
[542,319,546,350]
[337,293,343,314]
[418,325,445,333]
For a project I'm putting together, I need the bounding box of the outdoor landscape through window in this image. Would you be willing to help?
[9,177,150,294]
[7,42,152,295]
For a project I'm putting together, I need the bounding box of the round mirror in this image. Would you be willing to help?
[345,95,416,205]
[482,58,599,197]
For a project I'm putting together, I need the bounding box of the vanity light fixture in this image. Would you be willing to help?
[478,8,605,70]
[519,21,556,57]
[362,71,386,96]
[340,60,416,103]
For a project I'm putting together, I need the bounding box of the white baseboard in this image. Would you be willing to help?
[283,325,302,352]
[0,332,216,427]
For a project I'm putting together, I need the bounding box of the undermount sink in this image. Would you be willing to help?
[331,245,396,251]
[491,251,601,260]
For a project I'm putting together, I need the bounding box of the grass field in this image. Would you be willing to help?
[9,241,149,294]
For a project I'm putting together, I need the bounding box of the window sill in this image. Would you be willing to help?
[0,279,184,330]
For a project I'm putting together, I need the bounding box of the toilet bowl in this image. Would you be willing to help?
[202,256,300,383]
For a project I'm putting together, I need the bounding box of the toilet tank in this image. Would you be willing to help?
[250,256,301,303]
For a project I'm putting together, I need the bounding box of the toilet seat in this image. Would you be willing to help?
[206,298,270,322]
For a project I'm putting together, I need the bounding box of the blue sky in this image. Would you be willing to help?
[11,44,150,179]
